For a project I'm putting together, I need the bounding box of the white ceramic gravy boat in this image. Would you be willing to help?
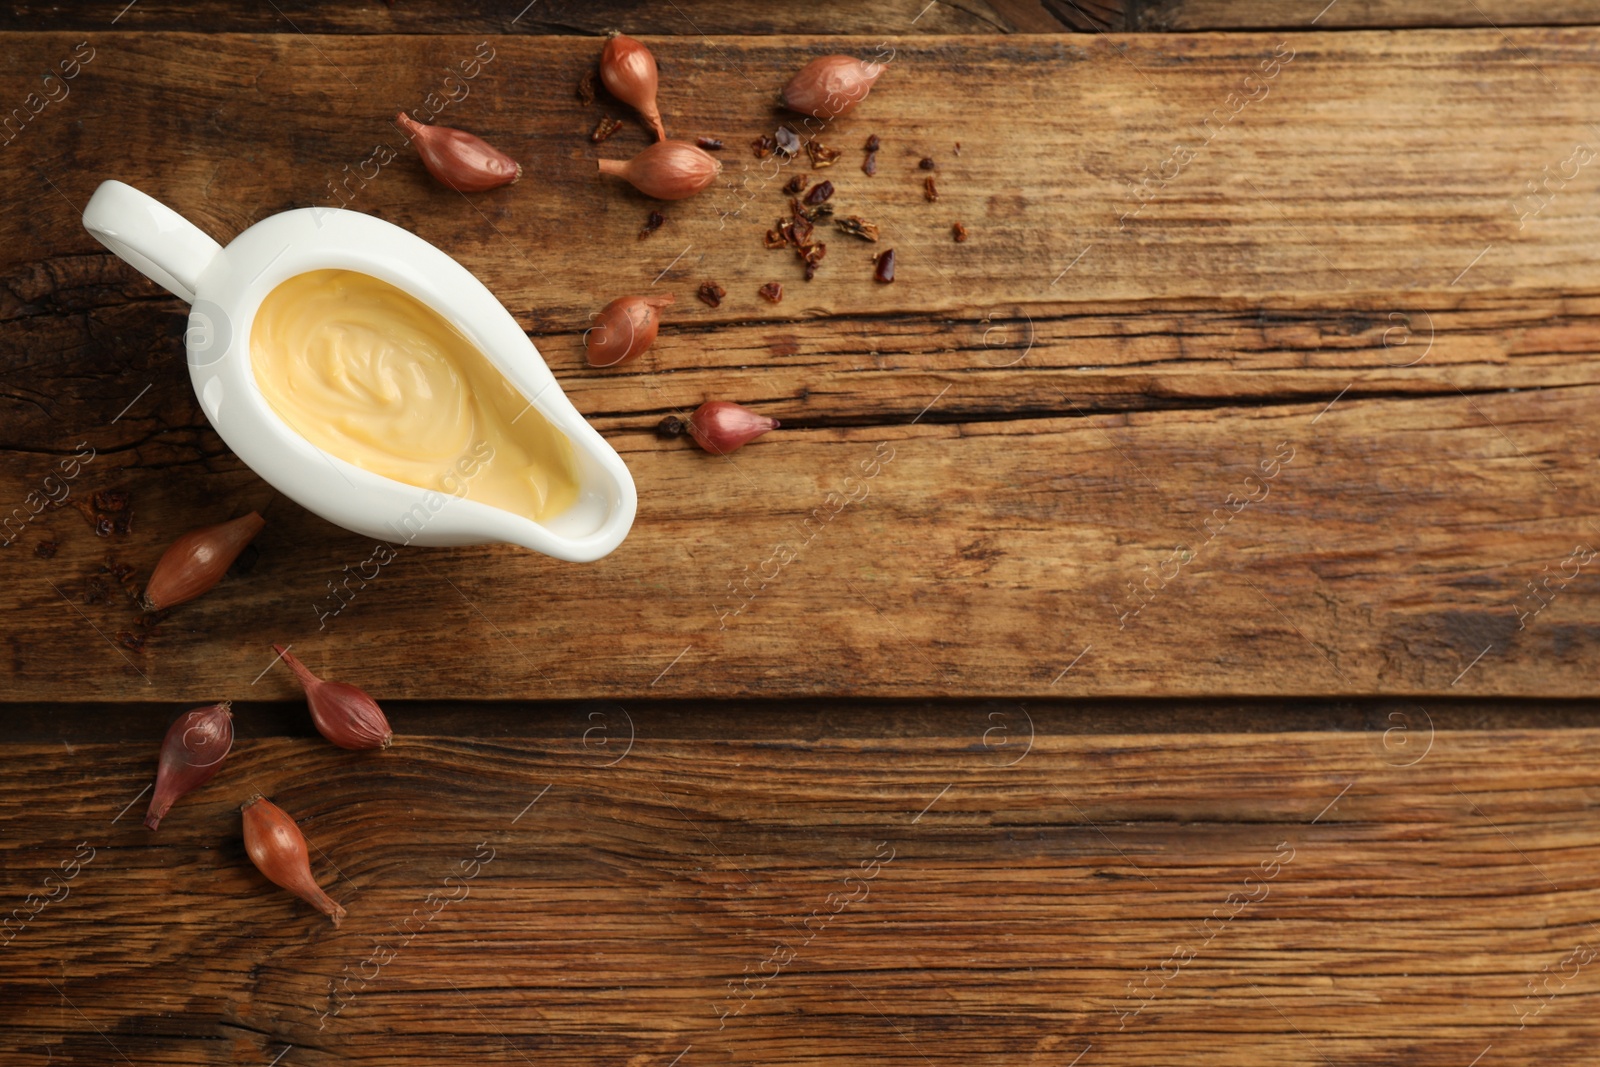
[80,180,635,562]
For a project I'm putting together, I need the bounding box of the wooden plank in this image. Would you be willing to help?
[1134,0,1600,31]
[3,717,1599,1064]
[5,31,1600,701]
[0,0,1118,35]
[7,32,1600,314]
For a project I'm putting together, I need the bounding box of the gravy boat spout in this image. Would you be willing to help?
[81,180,636,562]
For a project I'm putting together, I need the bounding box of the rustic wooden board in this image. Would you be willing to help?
[12,2,1600,35]
[4,712,1600,1065]
[1134,0,1600,30]
[5,30,1600,702]
[0,0,1122,35]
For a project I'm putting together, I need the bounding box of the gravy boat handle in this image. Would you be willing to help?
[81,180,224,304]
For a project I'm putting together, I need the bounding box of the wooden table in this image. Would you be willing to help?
[3,2,1598,1063]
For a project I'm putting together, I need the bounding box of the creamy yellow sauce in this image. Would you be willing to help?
[250,269,578,522]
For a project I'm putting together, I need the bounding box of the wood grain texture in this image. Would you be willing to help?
[1133,0,1600,31]
[15,1,1600,35]
[0,0,1121,35]
[4,31,1600,701]
[4,713,1599,1065]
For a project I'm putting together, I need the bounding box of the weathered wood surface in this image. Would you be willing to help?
[1134,1,1600,30]
[5,710,1600,1065]
[11,1,1600,34]
[0,0,1121,35]
[4,31,1600,700]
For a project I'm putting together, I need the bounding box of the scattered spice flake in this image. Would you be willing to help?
[800,241,826,269]
[577,68,597,105]
[924,175,939,202]
[806,140,842,168]
[836,216,880,242]
[752,134,776,159]
[697,281,726,308]
[784,173,810,196]
[954,141,962,156]
[591,116,624,143]
[696,136,724,150]
[657,415,686,438]
[83,576,108,604]
[802,179,834,206]
[919,157,936,170]
[789,197,831,222]
[759,282,784,304]
[117,630,146,652]
[862,151,878,177]
[952,221,968,243]
[639,210,667,240]
[774,126,800,157]
[874,248,896,283]
[34,539,58,559]
[765,222,789,249]
[79,488,132,537]
[787,208,815,247]
[864,134,881,151]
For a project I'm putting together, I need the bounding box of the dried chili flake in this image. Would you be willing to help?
[787,208,815,247]
[784,174,810,196]
[638,210,666,240]
[774,126,800,157]
[752,134,776,159]
[697,281,726,308]
[795,239,827,281]
[591,116,624,143]
[919,157,936,170]
[759,282,784,304]
[924,176,939,202]
[790,197,831,222]
[806,141,842,168]
[577,68,597,105]
[874,248,896,283]
[34,540,58,559]
[696,136,724,150]
[835,216,880,242]
[80,488,132,537]
[765,223,790,249]
[952,221,968,243]
[954,141,962,156]
[862,152,878,177]
[802,180,834,206]
[864,134,881,151]
[657,415,686,438]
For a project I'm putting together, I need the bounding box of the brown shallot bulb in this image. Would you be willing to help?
[597,140,721,200]
[585,293,676,367]
[688,401,780,455]
[395,112,521,192]
[141,511,265,612]
[241,795,346,927]
[144,702,234,831]
[601,32,666,141]
[781,55,883,120]
[275,646,393,750]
